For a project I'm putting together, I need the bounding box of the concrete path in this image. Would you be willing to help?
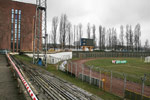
[0,54,25,100]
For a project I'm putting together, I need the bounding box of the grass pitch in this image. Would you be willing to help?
[85,57,150,77]
[85,57,150,86]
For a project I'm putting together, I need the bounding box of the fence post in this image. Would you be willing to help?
[110,71,112,93]
[67,61,69,74]
[57,62,59,70]
[82,64,84,81]
[99,69,101,88]
[75,63,77,78]
[141,74,146,100]
[71,62,72,76]
[123,73,126,98]
[90,66,93,84]
[103,70,106,91]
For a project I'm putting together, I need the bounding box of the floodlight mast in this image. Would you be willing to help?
[33,0,47,67]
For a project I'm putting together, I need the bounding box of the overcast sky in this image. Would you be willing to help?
[13,0,150,46]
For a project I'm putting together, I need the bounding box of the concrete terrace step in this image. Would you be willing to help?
[0,54,25,100]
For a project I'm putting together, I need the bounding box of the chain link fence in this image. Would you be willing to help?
[73,52,150,58]
[60,61,150,100]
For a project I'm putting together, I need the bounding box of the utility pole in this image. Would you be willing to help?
[33,0,47,67]
[33,16,36,64]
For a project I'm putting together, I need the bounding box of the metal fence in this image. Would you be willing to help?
[61,61,150,99]
[72,52,150,58]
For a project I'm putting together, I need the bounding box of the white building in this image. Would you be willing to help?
[145,56,150,63]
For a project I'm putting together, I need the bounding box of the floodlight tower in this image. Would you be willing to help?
[33,0,47,67]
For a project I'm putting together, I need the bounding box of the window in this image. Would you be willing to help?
[11,9,14,42]
[15,10,18,14]
[11,9,21,52]
[18,10,21,50]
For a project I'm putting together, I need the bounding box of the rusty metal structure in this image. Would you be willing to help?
[33,0,47,67]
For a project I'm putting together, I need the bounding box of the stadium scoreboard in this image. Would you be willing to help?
[81,38,94,46]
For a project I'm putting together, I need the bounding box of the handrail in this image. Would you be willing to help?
[6,54,38,100]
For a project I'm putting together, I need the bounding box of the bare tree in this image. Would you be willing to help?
[102,27,106,49]
[144,39,149,51]
[105,29,109,49]
[87,23,91,39]
[67,22,72,49]
[48,33,51,49]
[76,26,79,50]
[129,25,133,51]
[59,17,63,49]
[119,25,124,47]
[112,28,117,50]
[92,24,96,49]
[99,25,102,50]
[108,28,112,49]
[59,14,68,49]
[126,25,129,51]
[134,23,141,52]
[74,25,76,49]
[51,16,58,50]
[78,23,83,49]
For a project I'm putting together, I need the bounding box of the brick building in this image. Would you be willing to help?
[0,0,39,52]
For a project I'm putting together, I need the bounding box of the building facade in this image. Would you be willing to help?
[0,0,37,52]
